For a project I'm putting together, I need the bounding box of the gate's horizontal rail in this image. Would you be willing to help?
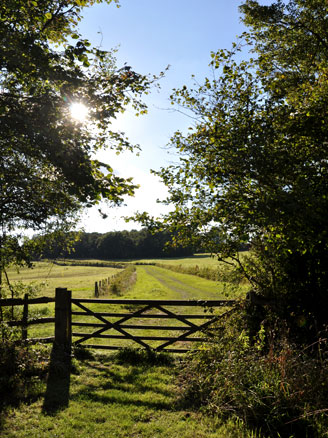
[71,298,235,306]
[71,311,214,319]
[7,317,55,327]
[72,332,206,342]
[72,322,203,330]
[77,344,192,353]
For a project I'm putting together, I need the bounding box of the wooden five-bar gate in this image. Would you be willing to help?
[1,288,236,354]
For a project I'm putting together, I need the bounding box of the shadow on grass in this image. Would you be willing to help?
[72,349,176,411]
[84,361,174,398]
[72,390,172,410]
[42,345,71,415]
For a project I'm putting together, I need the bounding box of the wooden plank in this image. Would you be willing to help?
[27,317,55,325]
[22,294,28,341]
[0,296,55,307]
[72,332,206,342]
[54,288,71,350]
[7,317,55,327]
[72,298,235,306]
[72,322,206,331]
[95,281,99,298]
[71,311,214,319]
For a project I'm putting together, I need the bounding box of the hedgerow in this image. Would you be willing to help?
[177,304,328,437]
[108,264,137,296]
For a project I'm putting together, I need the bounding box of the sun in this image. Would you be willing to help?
[70,102,89,122]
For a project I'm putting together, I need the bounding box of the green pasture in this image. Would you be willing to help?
[6,261,120,298]
[135,253,223,266]
[5,257,247,301]
[5,261,121,340]
[133,251,249,267]
[0,351,261,438]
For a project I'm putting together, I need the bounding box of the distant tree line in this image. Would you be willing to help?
[34,229,195,260]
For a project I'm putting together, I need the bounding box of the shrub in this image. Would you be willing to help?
[177,306,328,437]
[0,324,49,407]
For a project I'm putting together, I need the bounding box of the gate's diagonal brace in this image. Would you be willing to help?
[155,309,234,351]
[72,302,153,349]
[154,305,199,328]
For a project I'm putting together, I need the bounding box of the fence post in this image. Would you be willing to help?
[22,293,28,341]
[95,281,99,297]
[54,288,71,352]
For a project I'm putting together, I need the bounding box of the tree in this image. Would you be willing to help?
[0,0,158,293]
[138,0,328,337]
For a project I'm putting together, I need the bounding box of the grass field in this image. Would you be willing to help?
[0,350,261,438]
[134,253,225,266]
[6,261,120,298]
[5,254,248,299]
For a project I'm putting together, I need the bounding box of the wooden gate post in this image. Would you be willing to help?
[22,293,28,341]
[54,288,71,352]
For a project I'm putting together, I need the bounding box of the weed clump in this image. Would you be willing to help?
[177,305,328,437]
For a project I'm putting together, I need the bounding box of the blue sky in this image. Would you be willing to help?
[77,0,270,232]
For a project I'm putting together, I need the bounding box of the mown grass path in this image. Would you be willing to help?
[126,265,231,302]
[142,266,214,300]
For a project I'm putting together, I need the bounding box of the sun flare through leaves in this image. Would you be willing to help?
[70,102,89,122]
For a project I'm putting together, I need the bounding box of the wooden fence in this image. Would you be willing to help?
[0,288,236,353]
[0,294,55,344]
[94,277,112,297]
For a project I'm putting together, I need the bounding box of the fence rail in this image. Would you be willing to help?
[0,296,55,306]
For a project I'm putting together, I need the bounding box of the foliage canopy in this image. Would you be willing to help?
[0,0,157,279]
[138,0,328,335]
